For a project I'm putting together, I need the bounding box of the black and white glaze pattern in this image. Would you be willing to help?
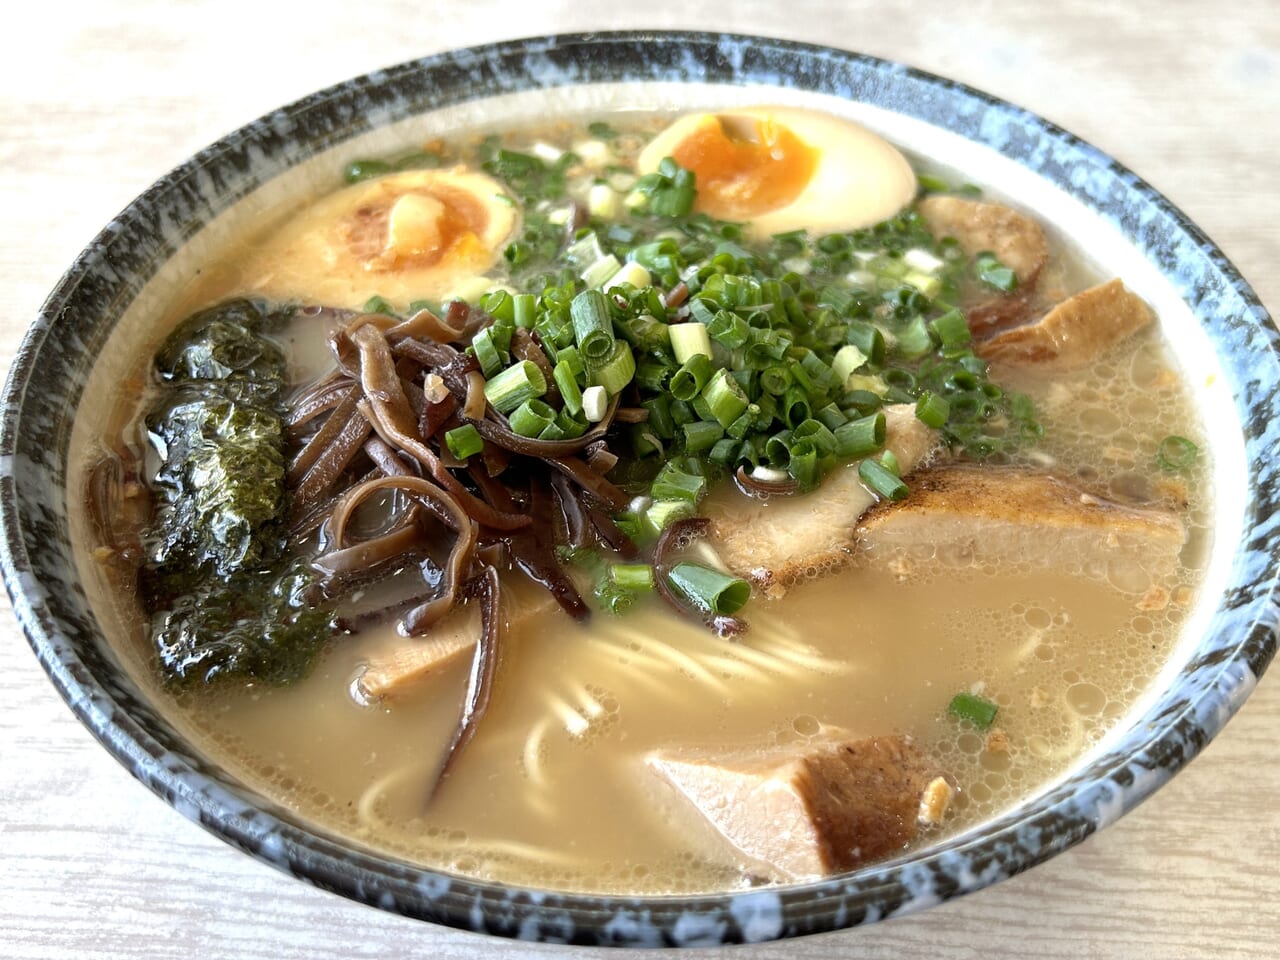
[2,32,1277,947]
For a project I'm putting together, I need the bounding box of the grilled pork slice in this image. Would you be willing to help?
[918,196,1049,287]
[356,581,556,702]
[709,405,938,593]
[977,278,1153,370]
[648,735,935,881]
[856,464,1186,576]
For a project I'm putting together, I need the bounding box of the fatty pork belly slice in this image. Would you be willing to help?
[648,735,937,882]
[977,278,1154,370]
[708,404,938,593]
[856,464,1186,579]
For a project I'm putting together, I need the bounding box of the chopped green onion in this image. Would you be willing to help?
[556,344,585,381]
[362,295,397,316]
[917,173,950,193]
[895,316,934,359]
[709,437,741,465]
[554,361,584,415]
[915,391,951,429]
[609,260,652,289]
[974,251,1018,292]
[570,289,616,360]
[587,120,619,140]
[444,424,484,460]
[509,399,557,437]
[815,402,848,432]
[512,293,537,328]
[792,418,838,456]
[644,498,696,536]
[667,563,751,616]
[587,340,637,395]
[948,692,999,729]
[707,310,750,349]
[642,395,676,440]
[471,327,506,378]
[765,429,793,467]
[630,424,664,458]
[484,360,546,414]
[682,419,725,455]
[651,461,707,504]
[566,232,605,267]
[670,353,713,402]
[834,413,886,459]
[859,458,908,500]
[760,364,792,396]
[634,359,671,393]
[701,368,750,429]
[345,160,392,184]
[582,254,621,289]
[609,563,654,593]
[781,386,812,429]
[787,441,820,488]
[481,290,515,322]
[846,321,886,366]
[930,308,971,350]
[1157,435,1198,472]
[670,322,714,364]
[832,343,869,384]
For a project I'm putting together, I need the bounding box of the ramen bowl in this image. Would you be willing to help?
[2,32,1276,946]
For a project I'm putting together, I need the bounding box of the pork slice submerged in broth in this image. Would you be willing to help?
[79,106,1209,894]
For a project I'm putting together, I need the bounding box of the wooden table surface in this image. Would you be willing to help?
[3,2,1277,957]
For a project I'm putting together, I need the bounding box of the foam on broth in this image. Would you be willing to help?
[69,107,1212,895]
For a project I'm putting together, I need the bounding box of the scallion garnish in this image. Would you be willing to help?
[834,413,886,459]
[1156,435,1198,472]
[701,369,750,429]
[948,692,999,729]
[650,461,707,504]
[974,250,1018,292]
[508,399,557,438]
[915,391,951,429]
[670,322,713,364]
[859,458,908,501]
[570,289,616,361]
[444,424,484,461]
[586,340,637,395]
[609,563,654,593]
[666,563,751,616]
[483,360,546,414]
[554,360,584,415]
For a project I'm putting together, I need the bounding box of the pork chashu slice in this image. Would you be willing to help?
[856,464,1186,576]
[917,195,1049,288]
[356,579,556,702]
[709,404,938,593]
[977,278,1153,370]
[649,735,934,882]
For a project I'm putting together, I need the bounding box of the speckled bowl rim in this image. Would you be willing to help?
[2,31,1277,947]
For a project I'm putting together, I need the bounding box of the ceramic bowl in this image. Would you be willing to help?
[2,31,1276,947]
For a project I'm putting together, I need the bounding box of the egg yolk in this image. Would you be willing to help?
[671,115,818,222]
[342,183,491,270]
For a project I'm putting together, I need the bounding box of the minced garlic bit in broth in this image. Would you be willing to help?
[84,109,1208,895]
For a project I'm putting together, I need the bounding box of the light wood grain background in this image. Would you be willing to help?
[3,1,1277,957]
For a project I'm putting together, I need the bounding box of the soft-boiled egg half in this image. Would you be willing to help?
[636,107,917,241]
[242,168,518,310]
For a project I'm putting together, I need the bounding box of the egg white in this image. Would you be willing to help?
[637,106,917,242]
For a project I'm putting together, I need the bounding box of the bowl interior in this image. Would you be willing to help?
[3,33,1277,947]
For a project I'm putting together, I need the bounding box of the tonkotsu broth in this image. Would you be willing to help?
[81,112,1209,895]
